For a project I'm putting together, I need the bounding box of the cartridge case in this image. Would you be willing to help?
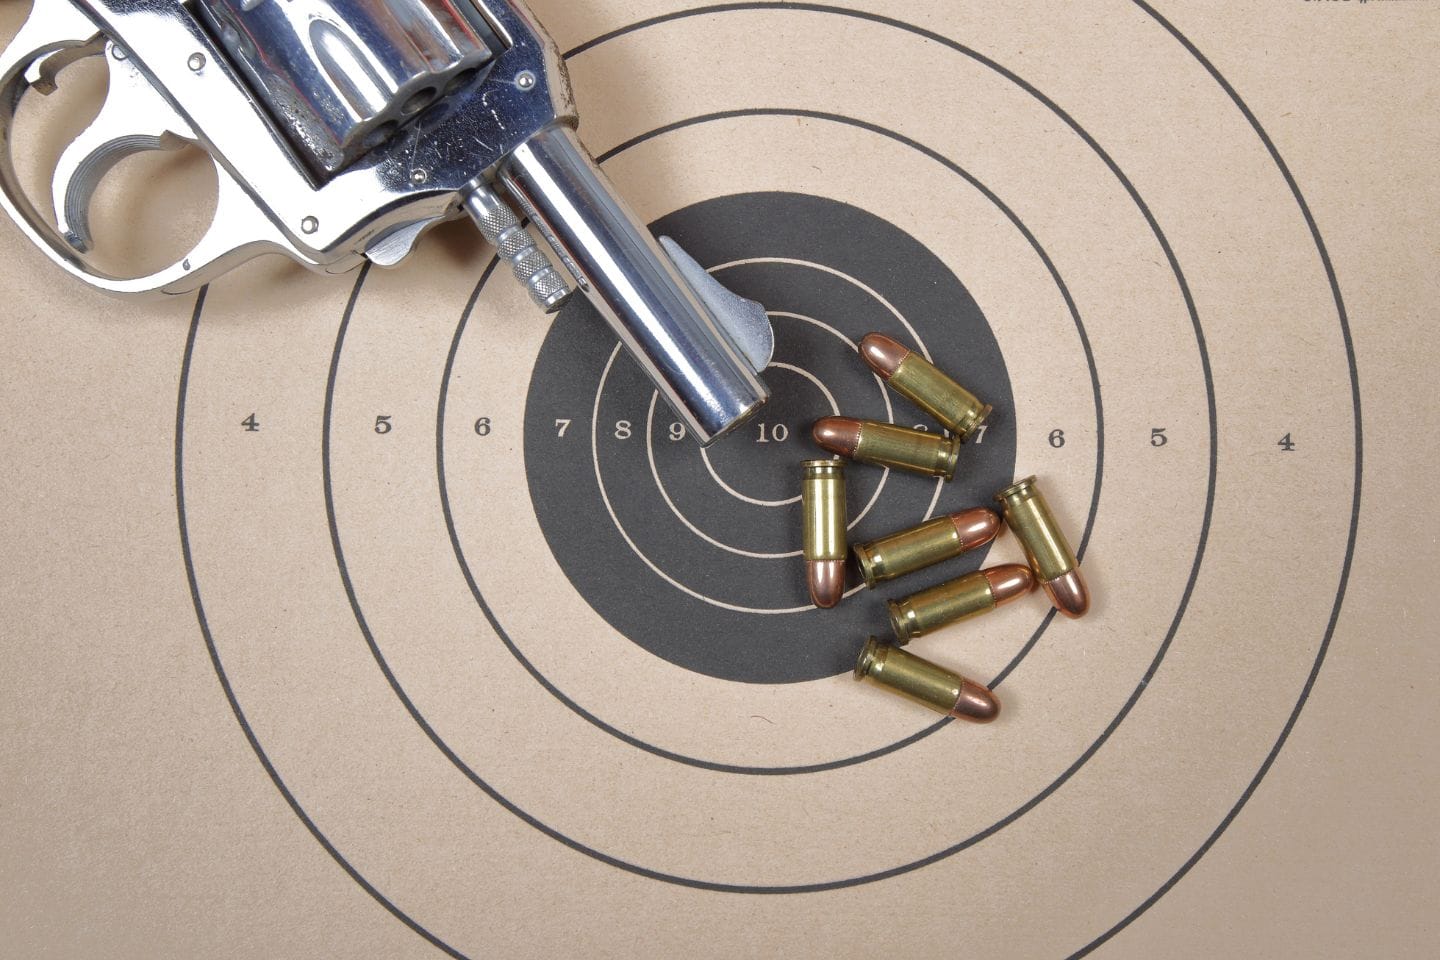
[801,459,847,608]
[853,637,999,723]
[812,417,962,480]
[995,476,1090,618]
[860,334,991,439]
[888,564,1034,643]
[853,508,1001,587]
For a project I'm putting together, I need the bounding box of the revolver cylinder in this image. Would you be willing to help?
[196,0,503,175]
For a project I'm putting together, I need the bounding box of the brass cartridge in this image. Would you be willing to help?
[860,333,991,439]
[995,476,1090,618]
[853,508,1001,587]
[853,638,999,722]
[888,564,1034,643]
[812,417,962,480]
[801,459,847,608]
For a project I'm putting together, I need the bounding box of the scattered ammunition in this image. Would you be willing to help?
[995,476,1090,619]
[859,333,991,439]
[801,459,847,608]
[854,637,999,723]
[888,564,1034,643]
[853,508,1002,587]
[812,416,962,480]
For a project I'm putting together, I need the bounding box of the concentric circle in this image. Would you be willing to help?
[173,4,1361,958]
[522,190,1018,677]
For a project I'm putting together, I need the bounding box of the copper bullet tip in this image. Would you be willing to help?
[950,508,1002,550]
[807,559,846,609]
[952,680,1000,723]
[858,333,911,379]
[812,417,862,458]
[983,564,1035,607]
[1044,569,1091,619]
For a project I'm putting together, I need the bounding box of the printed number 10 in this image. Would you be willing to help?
[757,423,789,443]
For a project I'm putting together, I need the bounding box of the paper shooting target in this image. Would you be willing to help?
[170,4,1360,957]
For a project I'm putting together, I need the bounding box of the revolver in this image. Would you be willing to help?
[0,0,775,444]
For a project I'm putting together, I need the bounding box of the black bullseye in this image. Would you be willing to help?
[524,192,1017,683]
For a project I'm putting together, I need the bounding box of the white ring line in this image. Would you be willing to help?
[652,310,896,549]
[586,259,960,612]
[764,291,947,524]
[715,261,947,519]
[698,362,840,508]
[763,311,906,526]
[711,256,938,363]
[766,312,900,527]
[592,345,831,614]
[647,392,796,559]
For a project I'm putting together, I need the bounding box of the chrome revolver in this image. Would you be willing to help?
[0,0,774,443]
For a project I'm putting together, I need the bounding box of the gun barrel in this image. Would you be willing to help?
[498,123,769,445]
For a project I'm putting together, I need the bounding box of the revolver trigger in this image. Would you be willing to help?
[364,216,444,267]
[24,37,106,95]
[51,42,197,253]
[659,236,775,374]
[1,0,103,94]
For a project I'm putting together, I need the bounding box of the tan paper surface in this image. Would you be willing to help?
[2,1,1436,957]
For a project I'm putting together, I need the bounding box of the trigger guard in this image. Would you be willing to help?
[0,1,105,257]
[52,40,199,253]
[0,9,331,297]
[52,166,332,297]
